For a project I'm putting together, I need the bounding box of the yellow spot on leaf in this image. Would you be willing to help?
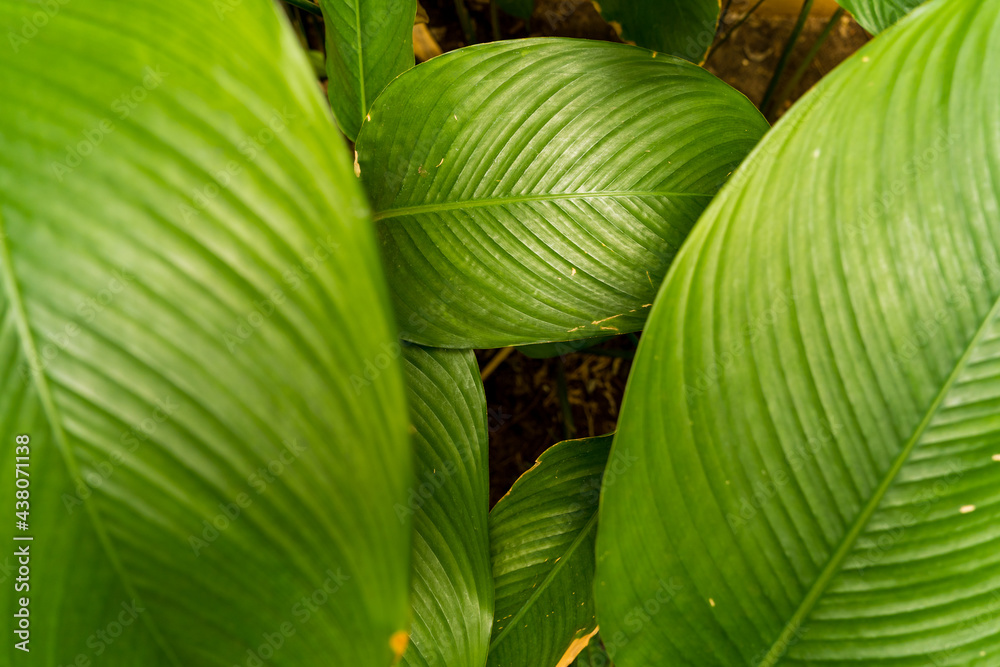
[960,505,976,514]
[555,626,600,667]
[390,631,409,660]
[709,598,716,607]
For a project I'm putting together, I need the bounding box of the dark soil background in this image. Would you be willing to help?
[286,0,870,507]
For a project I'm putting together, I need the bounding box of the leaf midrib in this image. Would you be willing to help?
[757,290,1000,667]
[0,214,182,667]
[371,190,714,222]
[352,0,366,126]
[490,511,599,651]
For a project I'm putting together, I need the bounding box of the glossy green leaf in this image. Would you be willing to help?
[593,0,720,62]
[319,0,417,140]
[0,1,410,665]
[357,38,767,349]
[838,0,923,33]
[596,0,1000,664]
[399,345,493,667]
[488,435,613,667]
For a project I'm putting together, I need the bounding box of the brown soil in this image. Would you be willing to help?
[477,337,635,506]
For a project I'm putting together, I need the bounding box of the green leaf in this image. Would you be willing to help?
[572,638,614,667]
[357,38,768,349]
[496,0,534,21]
[518,335,617,359]
[399,345,493,667]
[593,0,720,62]
[488,435,614,667]
[319,0,417,140]
[0,1,411,665]
[596,0,1000,664]
[838,0,922,33]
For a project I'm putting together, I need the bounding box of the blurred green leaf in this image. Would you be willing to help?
[0,0,411,664]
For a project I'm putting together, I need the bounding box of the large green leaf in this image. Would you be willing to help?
[319,0,417,140]
[593,0,720,62]
[398,346,493,667]
[488,435,613,667]
[838,0,923,33]
[356,38,767,349]
[0,1,410,665]
[596,0,1000,664]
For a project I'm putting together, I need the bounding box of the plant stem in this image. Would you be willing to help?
[760,0,815,114]
[480,346,514,381]
[769,8,844,117]
[454,0,477,45]
[719,0,736,26]
[556,357,575,439]
[490,0,503,40]
[704,0,768,64]
[283,0,321,16]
